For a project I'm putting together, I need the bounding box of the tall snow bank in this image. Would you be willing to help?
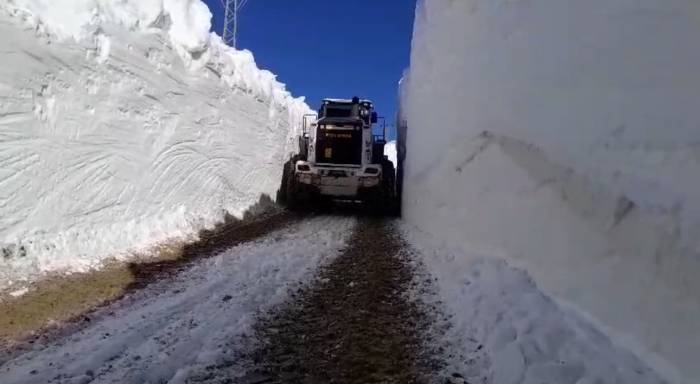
[401,1,700,382]
[406,227,665,384]
[6,0,211,61]
[0,1,312,292]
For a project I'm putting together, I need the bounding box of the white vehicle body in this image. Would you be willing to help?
[294,162,382,197]
[294,98,386,199]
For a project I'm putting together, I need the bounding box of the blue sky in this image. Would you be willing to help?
[201,0,417,139]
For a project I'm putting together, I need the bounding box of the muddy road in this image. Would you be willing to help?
[0,214,447,384]
[241,219,441,383]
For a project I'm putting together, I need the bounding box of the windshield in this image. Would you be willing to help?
[323,105,355,119]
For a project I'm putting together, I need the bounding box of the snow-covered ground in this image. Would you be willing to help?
[0,215,356,384]
[400,0,700,382]
[406,225,665,384]
[0,1,312,293]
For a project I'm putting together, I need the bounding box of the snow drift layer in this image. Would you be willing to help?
[406,227,665,384]
[0,1,311,292]
[401,1,700,382]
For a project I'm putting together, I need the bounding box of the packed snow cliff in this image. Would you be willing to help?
[400,1,700,383]
[0,0,312,293]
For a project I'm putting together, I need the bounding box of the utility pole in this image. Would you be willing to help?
[222,0,250,48]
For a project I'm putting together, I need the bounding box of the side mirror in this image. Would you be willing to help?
[371,112,378,124]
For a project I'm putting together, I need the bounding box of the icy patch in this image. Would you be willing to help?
[94,33,110,63]
[8,288,29,298]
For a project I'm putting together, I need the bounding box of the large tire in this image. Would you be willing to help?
[278,154,303,209]
[380,157,399,216]
[277,157,293,205]
[286,165,301,210]
[362,157,398,216]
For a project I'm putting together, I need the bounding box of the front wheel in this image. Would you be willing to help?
[285,168,302,210]
[278,154,304,209]
[380,158,399,216]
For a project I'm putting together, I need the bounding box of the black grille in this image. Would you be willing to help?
[315,128,362,165]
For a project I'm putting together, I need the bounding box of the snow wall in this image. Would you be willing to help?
[400,1,700,383]
[0,1,312,292]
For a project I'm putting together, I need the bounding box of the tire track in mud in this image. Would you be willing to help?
[240,218,443,384]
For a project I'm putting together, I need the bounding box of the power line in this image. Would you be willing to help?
[221,0,251,48]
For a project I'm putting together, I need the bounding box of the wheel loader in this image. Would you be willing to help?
[279,97,397,214]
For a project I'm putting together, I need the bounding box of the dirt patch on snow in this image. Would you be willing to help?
[0,263,135,348]
[126,209,301,290]
[241,218,442,383]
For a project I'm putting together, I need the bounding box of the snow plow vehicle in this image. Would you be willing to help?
[279,97,397,214]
